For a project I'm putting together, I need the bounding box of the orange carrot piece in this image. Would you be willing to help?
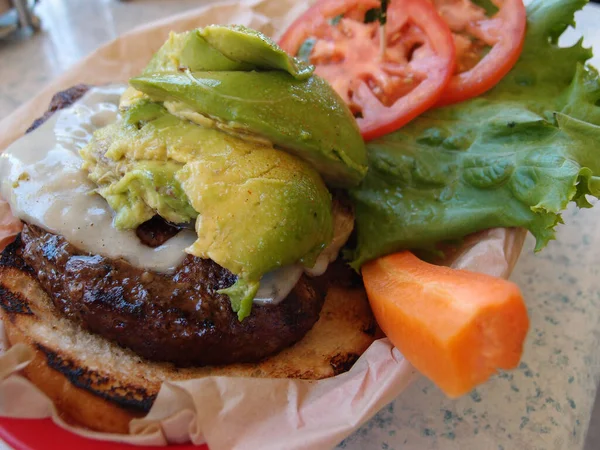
[362,251,529,398]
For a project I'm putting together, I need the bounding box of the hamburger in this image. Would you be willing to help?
[0,26,377,432]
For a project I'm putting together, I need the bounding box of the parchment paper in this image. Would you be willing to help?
[0,1,528,448]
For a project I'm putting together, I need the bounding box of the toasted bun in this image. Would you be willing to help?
[0,246,377,433]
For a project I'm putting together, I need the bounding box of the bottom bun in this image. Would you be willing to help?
[0,240,378,433]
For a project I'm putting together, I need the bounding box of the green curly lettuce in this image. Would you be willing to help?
[350,0,600,269]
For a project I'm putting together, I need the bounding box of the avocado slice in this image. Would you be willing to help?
[179,141,333,320]
[101,160,196,229]
[199,25,313,80]
[81,106,200,229]
[144,25,313,79]
[144,30,252,73]
[134,25,368,188]
[131,71,368,188]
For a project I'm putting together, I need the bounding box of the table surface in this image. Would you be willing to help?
[1,1,600,450]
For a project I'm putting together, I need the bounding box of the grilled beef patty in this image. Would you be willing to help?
[1,85,326,366]
[16,225,324,366]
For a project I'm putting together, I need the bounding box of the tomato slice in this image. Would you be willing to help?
[434,0,527,106]
[279,0,456,141]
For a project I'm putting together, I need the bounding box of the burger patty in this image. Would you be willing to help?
[1,85,326,367]
[15,224,324,367]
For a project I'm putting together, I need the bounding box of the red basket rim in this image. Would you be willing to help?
[0,418,208,450]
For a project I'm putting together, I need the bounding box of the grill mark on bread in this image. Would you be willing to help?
[36,343,156,413]
[330,353,361,376]
[0,235,36,319]
[0,235,33,274]
[362,320,378,337]
[0,286,34,317]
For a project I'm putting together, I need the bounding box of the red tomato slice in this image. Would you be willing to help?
[279,0,456,141]
[434,0,527,106]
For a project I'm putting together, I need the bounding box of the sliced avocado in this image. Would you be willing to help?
[199,25,313,80]
[178,143,333,278]
[130,71,368,188]
[218,279,260,322]
[145,27,312,79]
[80,101,208,229]
[144,30,252,74]
[135,25,367,187]
[99,160,197,229]
[95,100,237,164]
[178,140,333,320]
[122,99,166,123]
[119,86,149,110]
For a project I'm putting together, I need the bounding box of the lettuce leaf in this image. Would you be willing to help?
[350,0,600,269]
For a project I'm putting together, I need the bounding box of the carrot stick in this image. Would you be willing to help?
[362,251,529,397]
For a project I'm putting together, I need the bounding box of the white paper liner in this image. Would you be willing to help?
[0,1,527,448]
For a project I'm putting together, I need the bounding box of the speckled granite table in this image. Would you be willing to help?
[1,1,600,450]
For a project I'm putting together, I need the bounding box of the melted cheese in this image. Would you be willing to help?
[0,85,198,272]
